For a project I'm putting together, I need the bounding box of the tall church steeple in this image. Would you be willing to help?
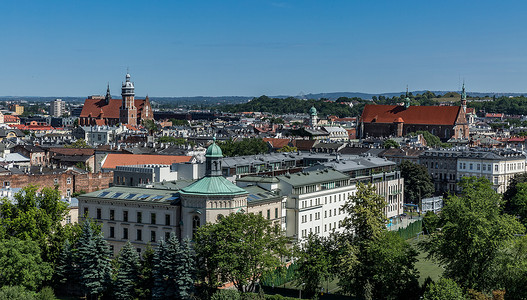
[119,73,137,125]
[461,82,467,113]
[105,83,111,104]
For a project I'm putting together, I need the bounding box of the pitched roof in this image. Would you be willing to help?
[80,98,149,119]
[263,138,290,149]
[102,154,192,169]
[360,104,461,125]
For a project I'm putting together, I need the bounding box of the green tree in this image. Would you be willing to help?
[420,177,525,292]
[0,238,53,291]
[399,160,434,205]
[194,213,289,292]
[113,242,140,300]
[341,183,387,243]
[143,119,158,135]
[423,211,440,234]
[277,145,297,153]
[136,244,155,299]
[76,220,112,298]
[295,233,332,298]
[64,138,91,148]
[339,183,419,299]
[507,182,527,226]
[152,234,195,299]
[217,138,269,157]
[383,139,399,149]
[491,235,527,300]
[0,285,37,300]
[0,186,69,264]
[422,278,465,300]
[55,240,76,288]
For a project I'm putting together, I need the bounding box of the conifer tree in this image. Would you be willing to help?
[114,242,140,300]
[76,219,112,298]
[137,244,155,299]
[55,239,77,286]
[152,235,182,299]
[177,237,196,299]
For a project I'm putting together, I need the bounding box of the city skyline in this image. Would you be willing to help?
[2,0,527,97]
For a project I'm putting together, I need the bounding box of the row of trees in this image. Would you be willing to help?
[217,138,269,157]
[56,220,196,299]
[220,95,366,117]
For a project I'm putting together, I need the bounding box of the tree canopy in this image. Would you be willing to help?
[399,160,434,204]
[194,213,289,292]
[420,177,525,292]
[217,138,269,157]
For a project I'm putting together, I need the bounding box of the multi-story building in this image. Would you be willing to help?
[79,142,405,254]
[420,148,526,194]
[8,104,24,115]
[49,99,66,117]
[79,73,153,126]
[456,149,526,193]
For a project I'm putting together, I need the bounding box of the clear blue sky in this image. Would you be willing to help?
[1,0,527,97]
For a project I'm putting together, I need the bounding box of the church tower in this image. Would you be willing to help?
[309,106,318,128]
[120,73,138,125]
[461,82,467,113]
[104,83,111,105]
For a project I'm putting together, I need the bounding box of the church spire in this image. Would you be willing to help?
[461,81,467,113]
[105,82,111,103]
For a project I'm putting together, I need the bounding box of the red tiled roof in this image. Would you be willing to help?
[102,154,192,169]
[485,113,503,118]
[11,124,54,130]
[80,98,148,119]
[3,115,19,122]
[263,138,290,149]
[360,104,461,125]
[507,137,527,142]
[466,108,475,114]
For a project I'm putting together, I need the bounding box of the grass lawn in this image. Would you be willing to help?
[408,236,444,284]
[283,278,340,294]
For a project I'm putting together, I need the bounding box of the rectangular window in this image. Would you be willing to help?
[83,207,88,217]
[137,212,142,223]
[267,209,270,220]
[165,214,170,226]
[151,213,156,225]
[110,210,115,221]
[165,232,170,241]
[309,214,312,222]
[477,164,480,170]
[275,208,278,219]
[151,231,156,242]
[123,211,128,222]
[469,163,473,170]
[123,228,128,239]
[67,177,71,184]
[495,165,498,171]
[109,226,115,238]
[96,208,101,219]
[136,229,142,241]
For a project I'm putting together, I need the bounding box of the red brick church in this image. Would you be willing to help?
[79,73,153,126]
[358,88,469,141]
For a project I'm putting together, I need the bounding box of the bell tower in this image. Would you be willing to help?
[461,82,467,113]
[120,73,137,125]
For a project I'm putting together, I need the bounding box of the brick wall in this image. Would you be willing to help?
[0,171,113,197]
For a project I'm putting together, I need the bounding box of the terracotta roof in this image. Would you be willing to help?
[102,154,192,169]
[466,108,475,114]
[80,98,148,119]
[293,139,318,151]
[3,115,19,122]
[360,104,461,125]
[485,113,504,118]
[263,138,290,149]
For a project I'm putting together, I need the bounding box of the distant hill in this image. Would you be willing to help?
[1,91,525,105]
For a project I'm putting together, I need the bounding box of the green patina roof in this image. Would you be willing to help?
[309,106,317,116]
[180,176,248,196]
[205,141,223,158]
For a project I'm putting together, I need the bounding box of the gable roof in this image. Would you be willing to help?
[102,154,192,169]
[80,98,149,119]
[360,104,461,125]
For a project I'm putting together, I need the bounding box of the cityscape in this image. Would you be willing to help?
[2,1,527,300]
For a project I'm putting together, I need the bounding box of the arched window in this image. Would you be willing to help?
[192,216,200,237]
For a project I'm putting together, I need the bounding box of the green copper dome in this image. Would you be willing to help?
[309,106,317,116]
[180,176,248,196]
[205,138,223,158]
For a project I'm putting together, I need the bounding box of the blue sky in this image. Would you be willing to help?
[1,0,527,97]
